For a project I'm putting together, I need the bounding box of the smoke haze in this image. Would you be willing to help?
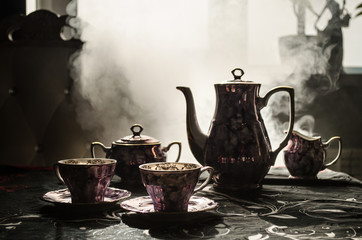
[69,0,350,165]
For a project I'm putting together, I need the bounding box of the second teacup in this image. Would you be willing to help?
[283,131,342,179]
[139,162,214,212]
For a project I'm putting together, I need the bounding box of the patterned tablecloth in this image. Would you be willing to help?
[1,166,362,239]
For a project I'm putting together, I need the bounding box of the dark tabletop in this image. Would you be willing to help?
[1,166,362,240]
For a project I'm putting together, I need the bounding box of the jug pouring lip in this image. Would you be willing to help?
[290,130,321,141]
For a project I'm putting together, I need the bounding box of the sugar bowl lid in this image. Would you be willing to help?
[115,124,160,145]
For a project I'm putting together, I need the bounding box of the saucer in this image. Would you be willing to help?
[41,187,131,210]
[121,196,218,214]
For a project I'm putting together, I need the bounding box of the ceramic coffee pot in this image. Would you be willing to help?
[177,68,295,191]
[284,130,342,179]
[91,124,181,185]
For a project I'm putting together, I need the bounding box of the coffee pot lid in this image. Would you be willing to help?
[115,124,160,145]
[220,68,258,84]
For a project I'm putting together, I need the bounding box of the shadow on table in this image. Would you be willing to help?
[121,211,224,238]
[39,205,123,228]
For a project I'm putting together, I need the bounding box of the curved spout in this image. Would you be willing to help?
[176,86,207,165]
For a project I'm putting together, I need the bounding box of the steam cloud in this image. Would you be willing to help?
[67,0,343,165]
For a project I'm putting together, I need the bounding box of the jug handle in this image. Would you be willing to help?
[162,141,182,162]
[90,142,111,158]
[322,136,342,169]
[258,86,295,165]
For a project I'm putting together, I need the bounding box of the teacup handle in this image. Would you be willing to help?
[91,142,111,158]
[162,141,182,162]
[194,166,214,193]
[322,136,342,169]
[53,164,65,184]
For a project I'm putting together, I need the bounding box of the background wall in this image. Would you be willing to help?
[0,0,361,180]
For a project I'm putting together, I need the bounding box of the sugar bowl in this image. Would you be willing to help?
[91,124,181,185]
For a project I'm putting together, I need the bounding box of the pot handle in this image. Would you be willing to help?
[194,166,214,193]
[162,141,182,162]
[90,142,111,158]
[322,136,342,169]
[258,86,295,165]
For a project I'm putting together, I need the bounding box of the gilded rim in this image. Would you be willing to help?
[58,158,117,165]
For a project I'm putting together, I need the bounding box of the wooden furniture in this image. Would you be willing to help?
[0,10,90,167]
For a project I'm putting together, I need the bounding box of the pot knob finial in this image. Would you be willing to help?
[131,124,143,138]
[231,68,244,80]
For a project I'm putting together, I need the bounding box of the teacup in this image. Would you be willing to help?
[55,158,116,203]
[139,162,214,212]
[283,130,342,179]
